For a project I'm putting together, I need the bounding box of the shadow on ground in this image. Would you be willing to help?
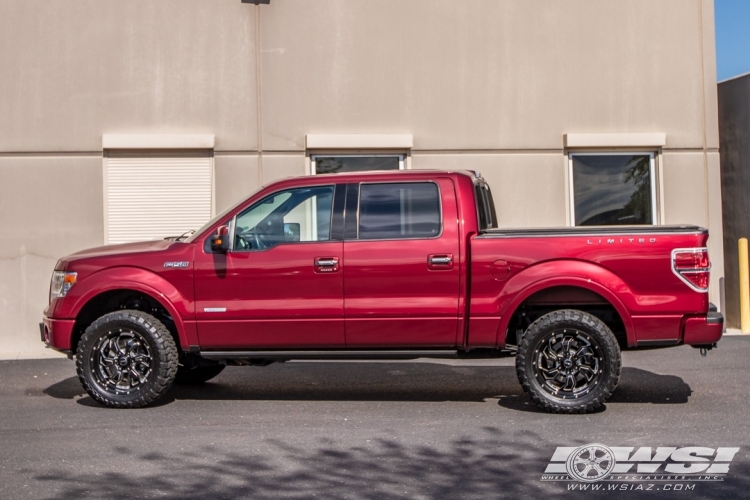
[44,363,692,410]
[32,427,749,500]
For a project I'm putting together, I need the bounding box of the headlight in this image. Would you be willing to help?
[50,271,77,303]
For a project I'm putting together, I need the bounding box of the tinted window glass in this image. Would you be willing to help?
[475,181,498,230]
[234,186,334,251]
[314,156,400,174]
[572,155,653,226]
[358,183,441,240]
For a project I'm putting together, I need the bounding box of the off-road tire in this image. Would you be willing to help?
[515,309,621,414]
[76,310,179,408]
[174,364,225,385]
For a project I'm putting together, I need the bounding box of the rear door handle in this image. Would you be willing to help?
[428,254,454,270]
[314,257,339,273]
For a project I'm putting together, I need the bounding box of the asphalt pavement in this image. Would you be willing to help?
[1,337,749,499]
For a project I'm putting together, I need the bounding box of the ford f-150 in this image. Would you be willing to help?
[42,170,723,412]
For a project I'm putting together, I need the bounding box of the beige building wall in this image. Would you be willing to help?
[0,0,721,356]
[0,156,103,354]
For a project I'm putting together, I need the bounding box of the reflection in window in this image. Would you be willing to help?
[234,186,334,251]
[358,183,441,240]
[572,154,654,226]
[313,156,401,174]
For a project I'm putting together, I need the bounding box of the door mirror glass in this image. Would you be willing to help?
[284,223,301,242]
[210,225,230,253]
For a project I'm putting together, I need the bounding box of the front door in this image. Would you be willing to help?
[194,184,345,349]
[343,178,461,347]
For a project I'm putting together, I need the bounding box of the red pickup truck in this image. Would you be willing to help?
[42,170,722,413]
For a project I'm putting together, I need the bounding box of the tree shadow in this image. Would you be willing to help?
[33,428,555,499]
[31,427,750,500]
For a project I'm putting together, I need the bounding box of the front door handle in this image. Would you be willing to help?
[428,254,454,270]
[429,256,452,265]
[314,257,339,273]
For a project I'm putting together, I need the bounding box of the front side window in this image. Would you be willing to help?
[233,186,334,251]
[570,154,656,226]
[358,182,441,240]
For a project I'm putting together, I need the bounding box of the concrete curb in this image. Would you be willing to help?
[724,328,749,336]
[0,350,68,361]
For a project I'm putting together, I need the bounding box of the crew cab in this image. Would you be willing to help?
[42,170,723,412]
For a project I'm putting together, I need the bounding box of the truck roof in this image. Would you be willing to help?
[263,169,479,190]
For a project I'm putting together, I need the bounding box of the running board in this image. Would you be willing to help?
[199,350,462,361]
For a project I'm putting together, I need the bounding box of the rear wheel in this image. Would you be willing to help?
[515,309,621,413]
[76,310,178,408]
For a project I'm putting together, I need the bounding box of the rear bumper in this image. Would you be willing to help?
[41,317,75,353]
[683,312,724,346]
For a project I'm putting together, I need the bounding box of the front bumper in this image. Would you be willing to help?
[41,317,76,353]
[683,311,724,346]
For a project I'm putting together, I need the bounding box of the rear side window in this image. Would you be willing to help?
[358,182,441,240]
[475,181,498,231]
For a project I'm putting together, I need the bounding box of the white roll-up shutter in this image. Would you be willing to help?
[105,151,213,244]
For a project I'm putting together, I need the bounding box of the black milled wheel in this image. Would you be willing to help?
[515,309,621,414]
[76,310,178,408]
[174,364,225,385]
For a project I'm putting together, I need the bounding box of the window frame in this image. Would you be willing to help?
[567,152,658,227]
[310,154,405,175]
[353,181,444,241]
[227,184,337,252]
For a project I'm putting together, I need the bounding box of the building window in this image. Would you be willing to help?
[358,182,441,240]
[311,154,404,175]
[105,151,213,244]
[569,153,657,226]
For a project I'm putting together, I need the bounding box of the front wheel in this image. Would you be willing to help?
[76,310,179,408]
[515,309,621,414]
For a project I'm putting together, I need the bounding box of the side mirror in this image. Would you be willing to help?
[210,225,230,253]
[284,222,301,242]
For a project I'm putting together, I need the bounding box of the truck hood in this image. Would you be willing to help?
[57,240,178,268]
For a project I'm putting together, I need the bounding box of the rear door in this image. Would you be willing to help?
[343,178,461,347]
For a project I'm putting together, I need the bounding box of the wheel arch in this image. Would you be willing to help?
[70,281,189,354]
[496,270,636,348]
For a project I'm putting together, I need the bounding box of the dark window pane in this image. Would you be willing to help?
[475,182,498,230]
[315,156,399,174]
[358,183,441,240]
[572,155,653,226]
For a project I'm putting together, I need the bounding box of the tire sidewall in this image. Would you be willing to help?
[517,310,620,412]
[77,311,177,407]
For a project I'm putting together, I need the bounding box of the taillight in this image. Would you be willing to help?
[671,247,710,292]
